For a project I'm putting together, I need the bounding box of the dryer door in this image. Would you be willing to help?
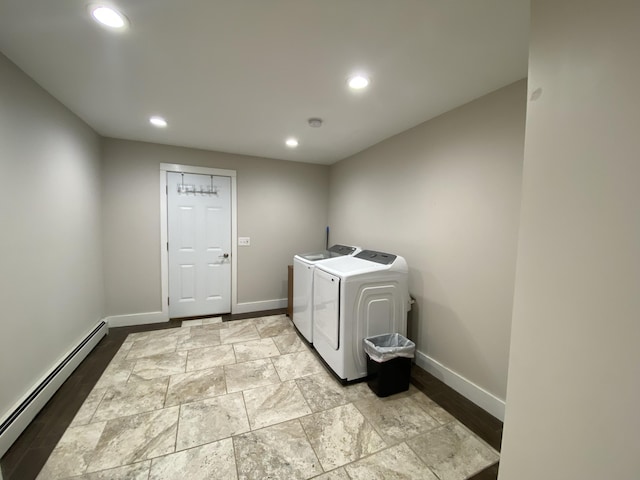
[313,269,340,350]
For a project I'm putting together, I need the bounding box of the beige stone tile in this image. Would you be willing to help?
[37,422,106,479]
[94,359,135,389]
[148,327,192,338]
[345,443,438,480]
[220,323,261,344]
[73,461,151,480]
[126,336,179,360]
[354,395,441,444]
[87,407,179,473]
[296,371,376,412]
[186,344,236,372]
[300,403,386,471]
[202,316,223,325]
[181,319,203,327]
[406,422,499,480]
[255,315,294,338]
[312,468,351,480]
[129,351,187,381]
[126,328,190,343]
[224,358,280,393]
[408,389,456,425]
[271,350,325,381]
[149,438,237,480]
[272,332,307,354]
[165,367,226,406]
[70,387,107,427]
[111,341,134,362]
[233,420,321,480]
[176,392,249,450]
[176,328,221,350]
[92,377,169,422]
[126,331,149,341]
[224,318,258,328]
[35,316,503,480]
[242,380,311,430]
[233,337,280,363]
[197,321,230,331]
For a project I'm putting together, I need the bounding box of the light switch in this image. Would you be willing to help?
[238,237,251,246]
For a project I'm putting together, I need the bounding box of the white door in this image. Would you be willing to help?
[167,172,231,318]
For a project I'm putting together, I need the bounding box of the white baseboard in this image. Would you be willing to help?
[106,311,169,328]
[235,298,287,315]
[414,349,505,421]
[0,320,108,458]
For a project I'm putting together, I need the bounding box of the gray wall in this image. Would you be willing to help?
[102,139,329,315]
[499,1,640,478]
[328,80,526,402]
[0,53,104,417]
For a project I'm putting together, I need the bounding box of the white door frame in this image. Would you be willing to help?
[160,163,238,317]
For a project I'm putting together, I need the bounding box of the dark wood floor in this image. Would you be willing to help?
[0,310,502,479]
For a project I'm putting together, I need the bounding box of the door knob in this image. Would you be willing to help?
[219,253,229,258]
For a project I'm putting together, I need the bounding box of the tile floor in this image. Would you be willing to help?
[35,314,498,480]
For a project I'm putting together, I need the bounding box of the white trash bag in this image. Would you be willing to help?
[364,333,415,363]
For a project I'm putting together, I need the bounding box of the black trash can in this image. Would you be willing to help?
[364,333,415,397]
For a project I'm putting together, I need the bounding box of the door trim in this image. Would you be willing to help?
[160,163,238,316]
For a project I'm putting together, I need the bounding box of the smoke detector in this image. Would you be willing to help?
[308,118,323,128]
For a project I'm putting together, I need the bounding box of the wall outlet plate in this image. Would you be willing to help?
[238,237,250,246]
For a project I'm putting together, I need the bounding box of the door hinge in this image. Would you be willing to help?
[166,185,168,195]
[168,297,170,306]
[166,242,169,251]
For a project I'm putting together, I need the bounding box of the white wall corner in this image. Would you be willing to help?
[235,298,287,314]
[105,311,169,328]
[414,349,505,421]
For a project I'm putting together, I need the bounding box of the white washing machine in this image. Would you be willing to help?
[312,250,410,381]
[292,244,361,343]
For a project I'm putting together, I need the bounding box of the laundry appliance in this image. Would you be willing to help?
[312,250,410,381]
[292,244,361,343]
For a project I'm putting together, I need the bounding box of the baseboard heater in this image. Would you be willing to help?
[0,320,108,458]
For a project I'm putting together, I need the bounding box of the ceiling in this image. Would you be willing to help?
[0,0,529,165]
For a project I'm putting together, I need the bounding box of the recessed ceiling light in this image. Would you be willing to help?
[285,138,299,148]
[89,4,128,29]
[348,74,370,90]
[149,116,167,128]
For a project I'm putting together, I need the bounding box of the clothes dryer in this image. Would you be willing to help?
[292,244,360,343]
[312,250,410,381]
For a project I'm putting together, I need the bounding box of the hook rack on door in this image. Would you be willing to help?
[177,173,219,196]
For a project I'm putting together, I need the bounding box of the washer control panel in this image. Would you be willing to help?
[328,244,357,256]
[355,250,397,265]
